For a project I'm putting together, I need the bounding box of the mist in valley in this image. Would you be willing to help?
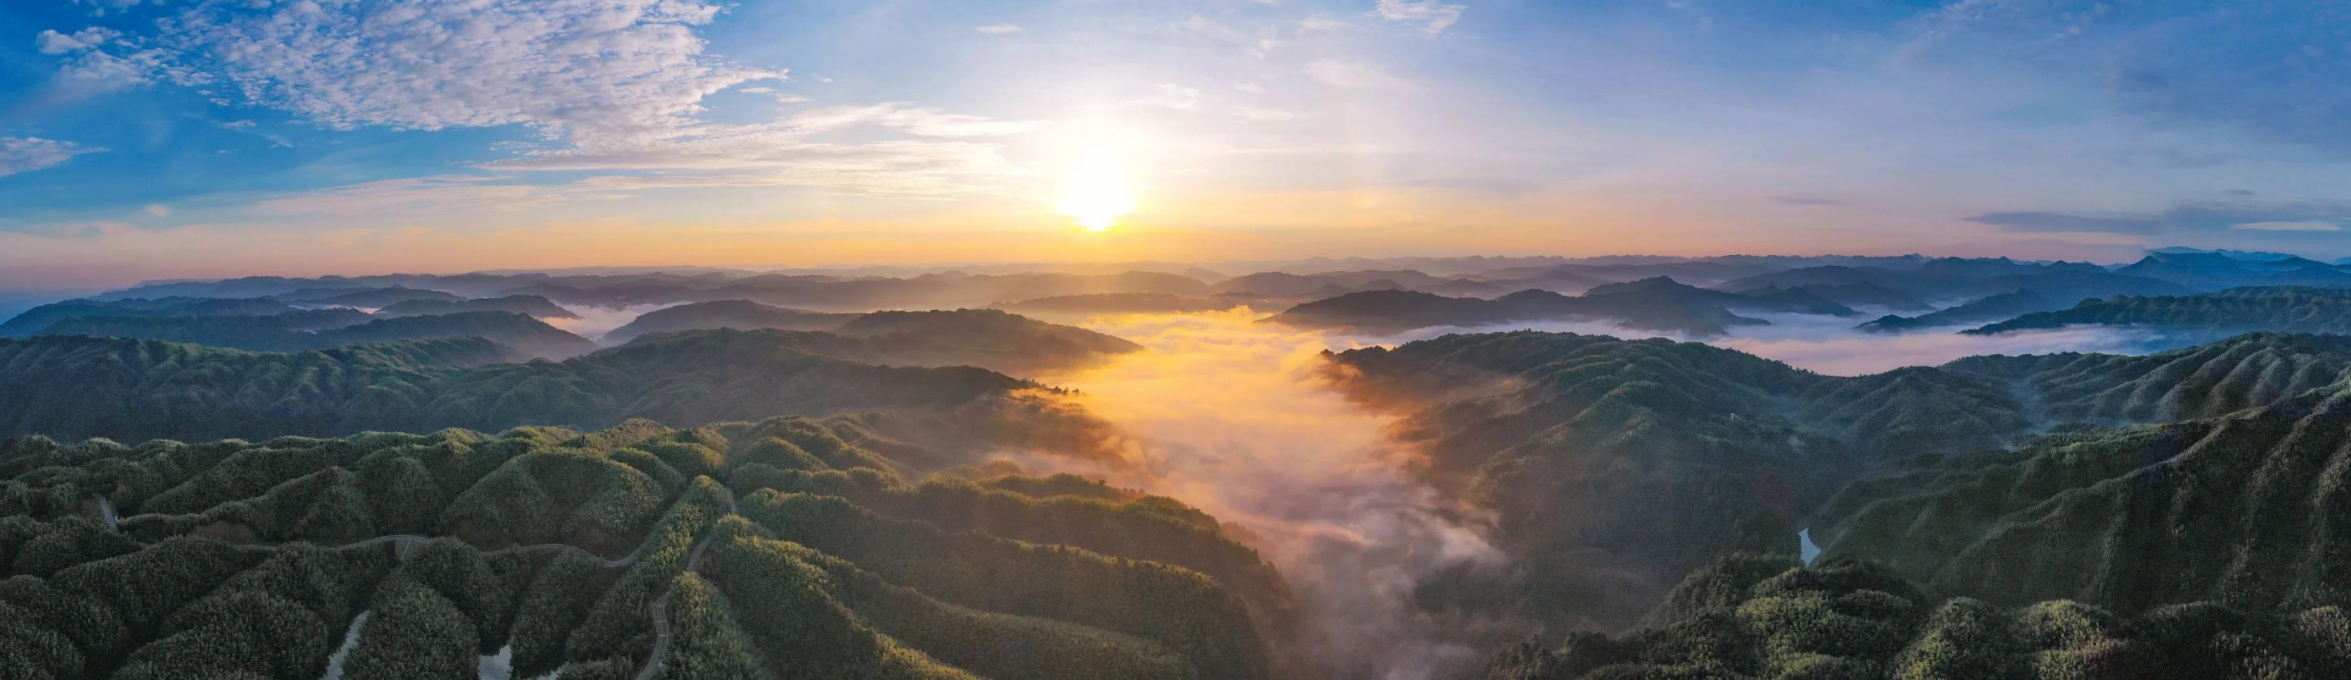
[1370,310,2172,376]
[989,305,2185,678]
[1014,310,1510,680]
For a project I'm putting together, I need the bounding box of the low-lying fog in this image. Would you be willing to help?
[993,307,2172,679]
[1371,309,2171,376]
[549,303,685,341]
[1023,310,1505,680]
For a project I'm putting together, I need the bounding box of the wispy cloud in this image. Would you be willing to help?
[976,24,1023,34]
[1966,201,2351,235]
[0,137,99,178]
[1238,107,1309,121]
[42,0,1047,199]
[2233,221,2342,233]
[251,176,574,217]
[1372,0,1467,35]
[1304,59,1414,90]
[59,0,779,148]
[35,27,119,54]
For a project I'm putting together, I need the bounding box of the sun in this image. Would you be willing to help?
[1056,156,1138,232]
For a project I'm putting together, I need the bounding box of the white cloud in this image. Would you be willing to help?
[143,204,172,218]
[786,104,1039,138]
[36,27,119,55]
[55,0,1038,198]
[2232,221,2343,232]
[1304,59,1415,90]
[976,24,1024,34]
[1158,83,1204,110]
[68,0,143,16]
[1301,14,1352,32]
[488,104,1039,197]
[0,137,98,178]
[252,176,572,216]
[1175,15,1284,58]
[1373,0,1467,34]
[1238,107,1308,121]
[109,0,780,147]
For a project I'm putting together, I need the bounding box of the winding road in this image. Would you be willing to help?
[633,488,738,680]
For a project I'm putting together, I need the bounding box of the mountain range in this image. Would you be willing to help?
[1329,330,2351,638]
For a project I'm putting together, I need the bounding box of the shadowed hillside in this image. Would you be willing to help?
[598,300,856,345]
[0,417,1293,680]
[1265,277,1824,337]
[1478,554,2351,680]
[1967,287,2351,341]
[374,295,580,320]
[1811,388,2351,616]
[36,310,598,360]
[0,331,1040,443]
[1327,331,2351,634]
[0,298,303,338]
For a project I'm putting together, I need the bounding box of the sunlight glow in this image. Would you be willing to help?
[1056,156,1138,231]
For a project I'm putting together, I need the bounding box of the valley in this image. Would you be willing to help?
[5,251,2351,679]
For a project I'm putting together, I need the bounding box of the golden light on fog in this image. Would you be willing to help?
[1056,156,1138,232]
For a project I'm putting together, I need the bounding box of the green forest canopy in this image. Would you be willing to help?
[0,415,1294,680]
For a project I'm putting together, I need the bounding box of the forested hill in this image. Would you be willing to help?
[1264,279,1794,337]
[612,308,1143,375]
[1966,286,2351,339]
[374,294,580,320]
[598,300,855,345]
[1324,330,2351,634]
[34,310,598,360]
[0,417,1294,680]
[0,330,1039,442]
[1809,388,2351,617]
[0,297,301,338]
[1478,553,2351,680]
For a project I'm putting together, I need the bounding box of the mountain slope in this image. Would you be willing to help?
[375,295,580,320]
[1858,290,2055,333]
[1262,278,1815,337]
[0,417,1291,680]
[599,300,855,345]
[1810,387,2351,616]
[35,308,377,349]
[30,310,596,360]
[824,309,1144,373]
[1479,554,2351,680]
[0,330,1035,442]
[1967,286,2351,339]
[1326,331,2351,633]
[278,286,464,307]
[0,298,302,338]
[994,293,1242,316]
[2115,251,2351,291]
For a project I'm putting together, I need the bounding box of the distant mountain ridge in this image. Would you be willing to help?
[1966,286,2351,340]
[600,300,856,345]
[0,297,302,337]
[33,309,598,359]
[1265,276,1855,336]
[374,294,579,319]
[0,309,1142,441]
[1326,330,2351,633]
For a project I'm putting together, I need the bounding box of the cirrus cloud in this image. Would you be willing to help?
[0,137,99,178]
[1373,0,1467,35]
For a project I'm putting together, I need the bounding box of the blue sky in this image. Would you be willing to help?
[1,0,2347,288]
